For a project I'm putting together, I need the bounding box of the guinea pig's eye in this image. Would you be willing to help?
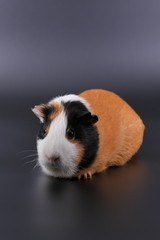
[66,128,75,140]
[42,129,47,138]
[43,129,47,138]
[38,124,48,139]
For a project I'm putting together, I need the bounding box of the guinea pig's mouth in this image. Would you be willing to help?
[42,162,64,174]
[45,160,62,170]
[40,158,77,178]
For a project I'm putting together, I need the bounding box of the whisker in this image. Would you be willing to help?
[22,154,38,160]
[23,158,37,166]
[18,150,37,154]
[33,162,40,171]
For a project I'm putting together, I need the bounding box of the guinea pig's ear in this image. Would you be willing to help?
[32,104,46,122]
[78,112,98,126]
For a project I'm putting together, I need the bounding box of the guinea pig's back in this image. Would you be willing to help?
[79,89,145,171]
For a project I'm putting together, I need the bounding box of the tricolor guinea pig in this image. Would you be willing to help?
[32,89,145,179]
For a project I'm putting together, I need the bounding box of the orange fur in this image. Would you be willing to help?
[45,102,63,134]
[76,89,145,179]
[69,140,84,166]
[50,102,63,121]
[33,104,46,119]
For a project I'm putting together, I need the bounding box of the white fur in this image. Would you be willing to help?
[37,110,78,178]
[50,94,91,111]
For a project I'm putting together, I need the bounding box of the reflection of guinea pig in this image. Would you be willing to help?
[32,89,145,179]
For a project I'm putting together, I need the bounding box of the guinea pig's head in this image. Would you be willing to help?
[32,95,99,178]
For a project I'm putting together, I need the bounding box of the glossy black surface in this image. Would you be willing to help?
[0,92,160,240]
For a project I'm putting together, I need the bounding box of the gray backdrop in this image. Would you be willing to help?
[0,0,160,99]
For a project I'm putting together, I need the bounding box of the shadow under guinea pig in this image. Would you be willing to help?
[34,155,147,205]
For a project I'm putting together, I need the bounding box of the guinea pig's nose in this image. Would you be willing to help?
[48,156,60,164]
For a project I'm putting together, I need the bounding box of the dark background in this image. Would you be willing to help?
[0,1,160,239]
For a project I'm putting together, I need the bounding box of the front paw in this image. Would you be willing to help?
[77,171,93,180]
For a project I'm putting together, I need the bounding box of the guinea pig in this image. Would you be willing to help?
[32,89,145,179]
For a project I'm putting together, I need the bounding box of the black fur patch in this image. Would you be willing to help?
[63,101,99,171]
[37,105,55,139]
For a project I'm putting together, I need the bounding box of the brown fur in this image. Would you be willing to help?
[45,102,63,134]
[69,140,84,166]
[50,102,63,121]
[33,104,46,119]
[75,89,145,179]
